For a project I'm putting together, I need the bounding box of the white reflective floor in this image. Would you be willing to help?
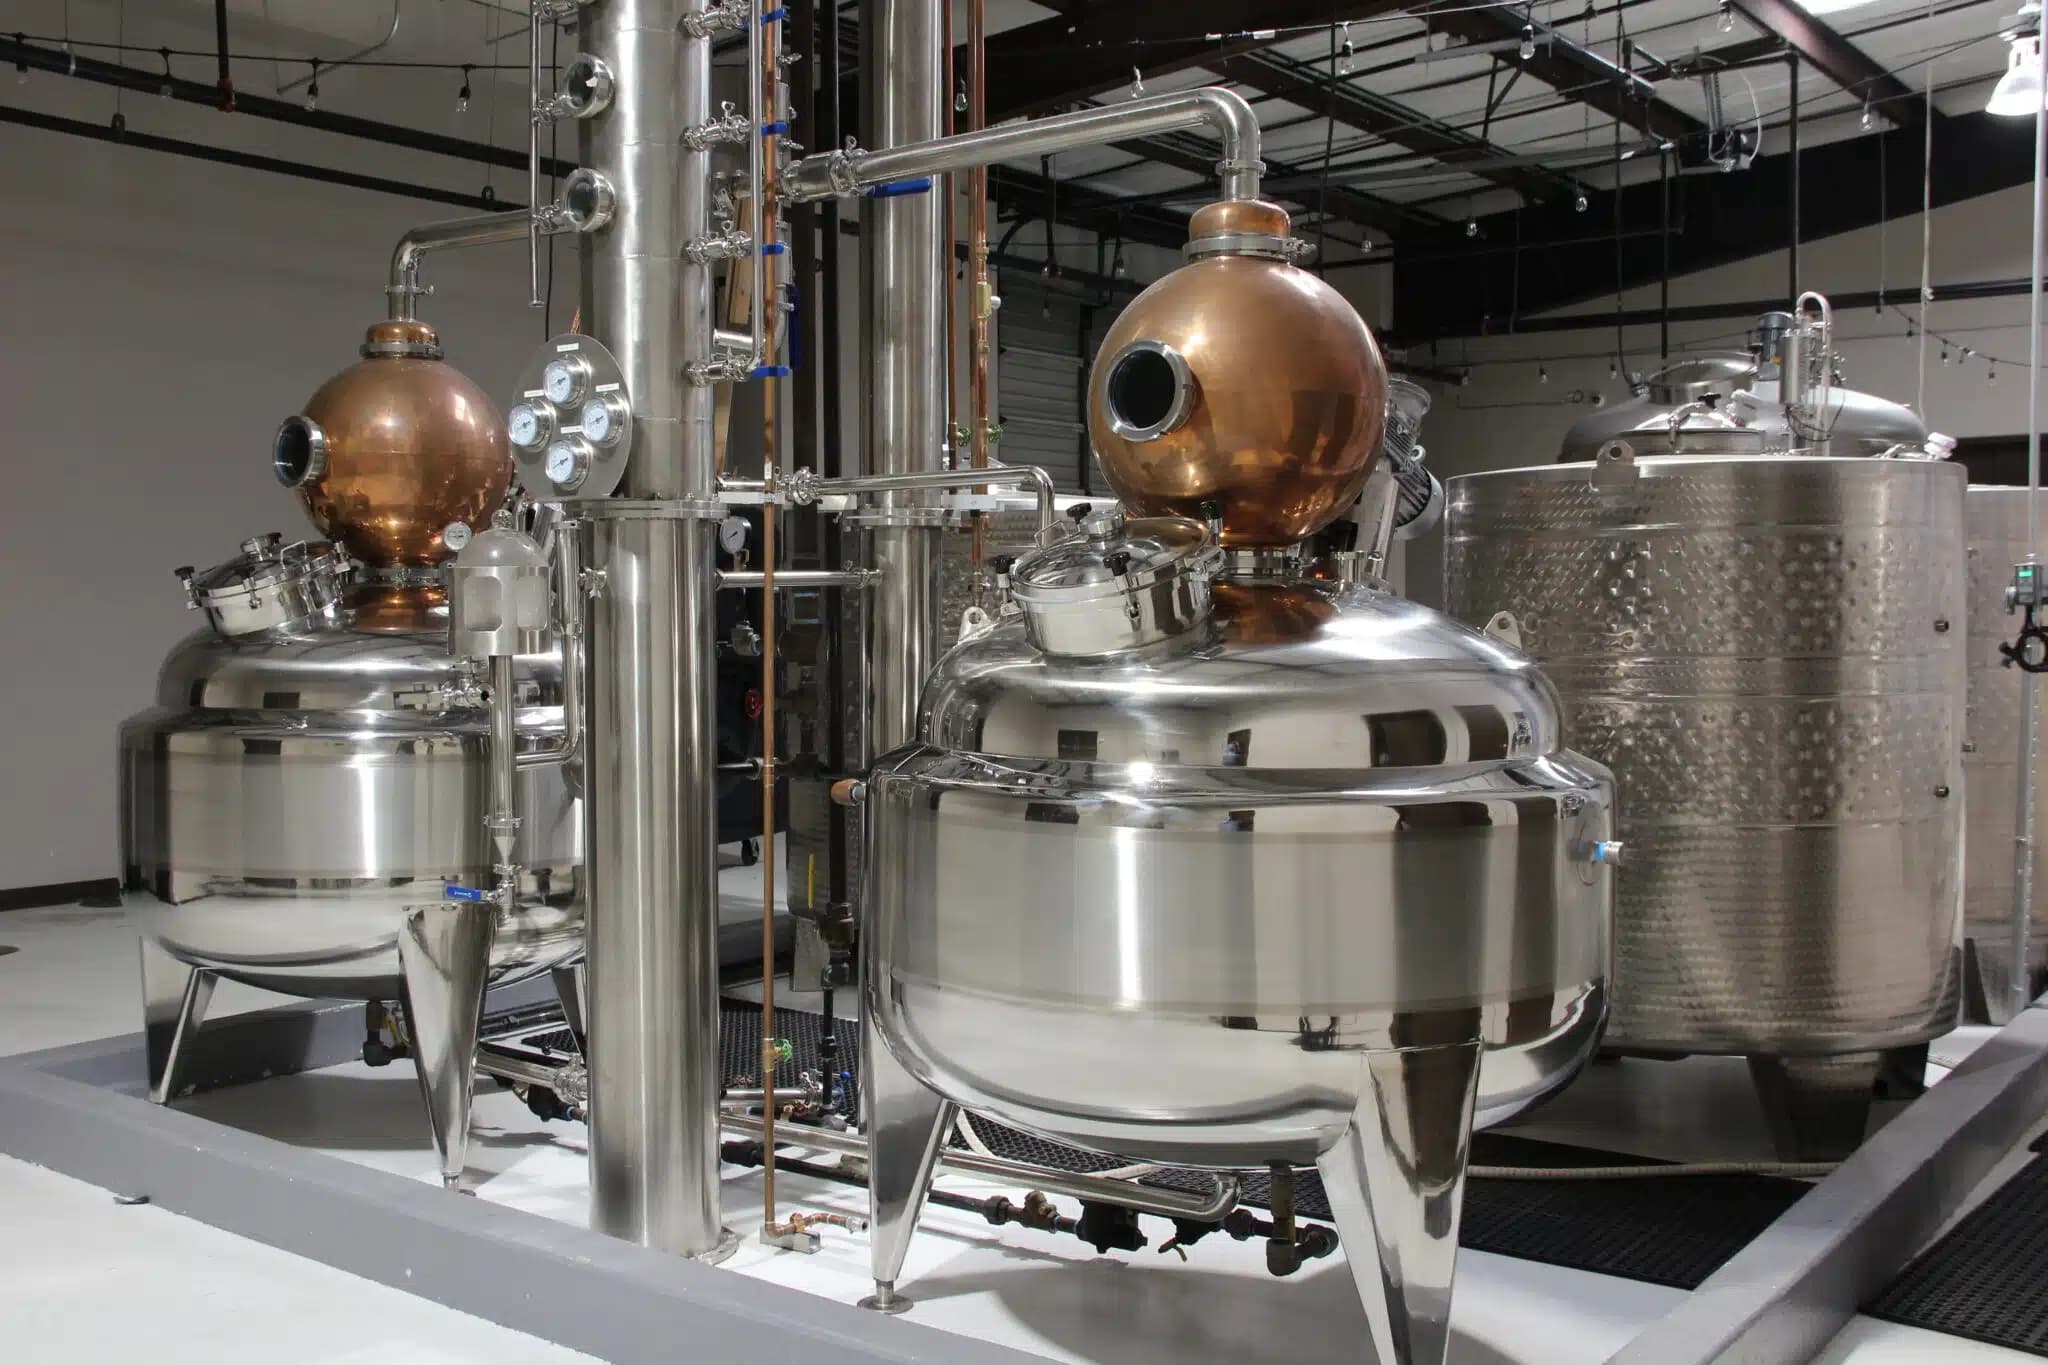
[0,901,2036,1365]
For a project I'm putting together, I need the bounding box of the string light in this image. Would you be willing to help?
[1465,218,1479,238]
[304,58,319,111]
[1519,23,1536,60]
[1338,21,1355,76]
[1718,0,1735,34]
[457,63,472,114]
[1860,99,1875,131]
[1575,191,1589,212]
[158,46,172,97]
[1538,365,1550,384]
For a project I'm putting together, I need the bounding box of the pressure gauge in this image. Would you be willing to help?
[507,401,554,451]
[542,352,593,406]
[718,515,750,556]
[543,436,595,492]
[579,393,630,447]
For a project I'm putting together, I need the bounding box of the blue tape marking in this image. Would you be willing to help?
[862,177,933,198]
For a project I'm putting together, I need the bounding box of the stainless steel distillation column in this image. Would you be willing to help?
[578,0,734,1261]
[857,0,957,1316]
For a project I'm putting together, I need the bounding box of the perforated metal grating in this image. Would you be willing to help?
[1865,1152,2048,1355]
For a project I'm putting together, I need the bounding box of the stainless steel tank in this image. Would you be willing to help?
[1445,450,1966,1157]
[121,536,584,1088]
[1560,351,1927,462]
[862,508,1616,1365]
[1963,487,2048,1021]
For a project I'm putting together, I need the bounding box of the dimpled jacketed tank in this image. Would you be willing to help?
[1444,297,1965,1160]
[856,198,1619,1365]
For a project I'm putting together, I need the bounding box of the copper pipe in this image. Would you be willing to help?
[942,0,959,474]
[966,0,991,590]
[757,0,784,1235]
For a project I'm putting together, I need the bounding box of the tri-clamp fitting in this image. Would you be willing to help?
[684,229,755,265]
[681,0,750,37]
[684,101,754,151]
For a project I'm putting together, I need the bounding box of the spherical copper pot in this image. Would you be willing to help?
[1088,201,1389,548]
[276,320,510,568]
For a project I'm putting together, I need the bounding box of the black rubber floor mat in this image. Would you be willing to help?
[1866,1153,2048,1355]
[490,996,1810,1291]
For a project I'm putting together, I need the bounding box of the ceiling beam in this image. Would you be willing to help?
[986,167,1193,254]
[1218,48,1584,206]
[1389,108,2032,340]
[984,0,1410,121]
[1728,0,1929,129]
[1405,2,1707,146]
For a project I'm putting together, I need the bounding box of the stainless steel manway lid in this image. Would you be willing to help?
[1008,507,1219,656]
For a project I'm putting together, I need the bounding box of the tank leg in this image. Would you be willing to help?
[139,938,215,1104]
[1747,1052,1881,1162]
[1314,1041,1482,1365]
[858,1017,956,1315]
[551,962,588,1057]
[397,901,497,1191]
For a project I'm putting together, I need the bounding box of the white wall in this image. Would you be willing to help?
[1400,181,2043,606]
[0,126,544,888]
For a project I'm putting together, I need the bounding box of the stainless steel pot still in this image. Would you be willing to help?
[854,198,1618,1365]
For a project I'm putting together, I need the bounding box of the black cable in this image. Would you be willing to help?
[1315,5,1340,272]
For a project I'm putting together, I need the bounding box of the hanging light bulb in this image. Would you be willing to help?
[457,64,473,114]
[1609,359,1620,379]
[1538,365,1550,384]
[1940,343,1950,363]
[304,60,320,112]
[1465,218,1480,238]
[1519,24,1536,60]
[1860,99,1875,131]
[1989,3,2044,116]
[1339,21,1356,76]
[955,81,967,113]
[1717,0,1735,34]
[1991,363,1999,383]
[158,48,173,98]
[1575,191,1589,213]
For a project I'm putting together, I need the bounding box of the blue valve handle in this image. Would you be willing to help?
[443,884,489,901]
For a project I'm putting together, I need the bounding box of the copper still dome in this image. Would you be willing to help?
[1087,200,1389,549]
[274,319,511,568]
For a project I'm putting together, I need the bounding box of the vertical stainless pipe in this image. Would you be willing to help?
[579,0,730,1260]
[861,0,947,758]
[488,654,520,870]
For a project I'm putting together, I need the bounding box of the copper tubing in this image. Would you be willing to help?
[757,0,784,1234]
[942,0,959,472]
[966,0,991,587]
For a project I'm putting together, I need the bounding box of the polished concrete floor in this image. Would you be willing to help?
[0,900,2034,1364]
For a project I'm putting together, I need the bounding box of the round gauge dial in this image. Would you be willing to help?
[544,438,591,490]
[542,353,592,405]
[580,394,629,447]
[442,521,473,552]
[507,402,552,450]
[718,515,750,555]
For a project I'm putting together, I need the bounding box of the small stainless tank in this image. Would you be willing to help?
[1446,450,1966,1157]
[1963,487,2048,1020]
[121,537,583,1062]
